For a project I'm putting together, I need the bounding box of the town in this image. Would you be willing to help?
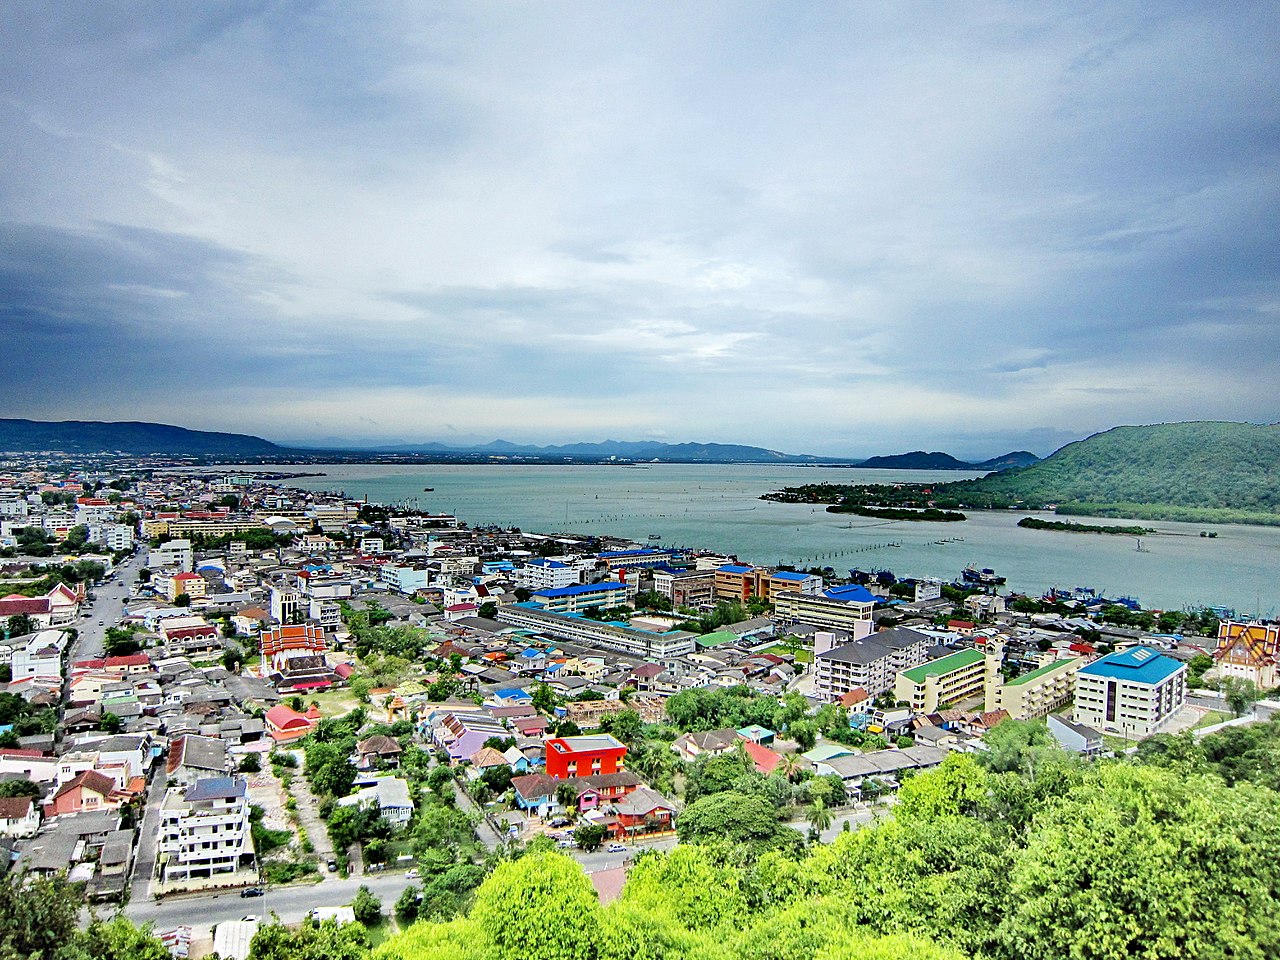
[1,462,1275,958]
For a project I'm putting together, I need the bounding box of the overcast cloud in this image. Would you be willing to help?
[0,1,1277,457]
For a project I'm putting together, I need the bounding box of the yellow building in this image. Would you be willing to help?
[895,648,990,714]
[985,655,1083,721]
[1214,620,1280,689]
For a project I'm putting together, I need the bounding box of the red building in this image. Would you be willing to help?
[544,734,627,780]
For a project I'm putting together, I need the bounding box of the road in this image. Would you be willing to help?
[121,834,679,933]
[67,553,144,664]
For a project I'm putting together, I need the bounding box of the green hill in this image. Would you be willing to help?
[937,421,1280,525]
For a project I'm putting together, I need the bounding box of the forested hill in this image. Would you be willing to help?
[939,421,1280,524]
[0,419,282,456]
[857,450,1039,471]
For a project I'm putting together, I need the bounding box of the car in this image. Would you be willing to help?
[327,859,339,872]
[97,620,104,625]
[548,817,571,827]
[241,915,260,923]
[557,839,575,848]
[405,868,419,879]
[607,843,628,853]
[239,887,265,898]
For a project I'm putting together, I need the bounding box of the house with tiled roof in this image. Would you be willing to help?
[0,796,39,838]
[1214,620,1280,689]
[355,734,403,770]
[44,770,117,818]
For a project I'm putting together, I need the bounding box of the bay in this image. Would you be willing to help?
[242,463,1280,615]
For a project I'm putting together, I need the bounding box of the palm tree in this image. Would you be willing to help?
[777,753,802,783]
[810,797,833,835]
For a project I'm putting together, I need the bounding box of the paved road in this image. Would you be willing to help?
[67,553,143,664]
[129,766,169,901]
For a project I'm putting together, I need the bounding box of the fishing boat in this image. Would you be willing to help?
[648,533,662,540]
[423,487,434,492]
[961,566,1006,586]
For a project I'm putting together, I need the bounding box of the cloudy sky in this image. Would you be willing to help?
[1,2,1277,457]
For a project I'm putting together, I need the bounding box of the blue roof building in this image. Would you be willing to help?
[1073,646,1188,738]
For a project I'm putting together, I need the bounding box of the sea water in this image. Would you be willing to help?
[243,463,1280,614]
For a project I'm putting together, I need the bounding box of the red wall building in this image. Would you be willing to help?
[544,734,627,780]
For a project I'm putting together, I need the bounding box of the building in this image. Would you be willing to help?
[1072,646,1187,738]
[496,605,696,658]
[651,569,715,609]
[165,571,207,602]
[263,703,319,743]
[814,627,931,700]
[1213,620,1280,689]
[336,777,414,829]
[985,648,1083,721]
[529,581,633,614]
[713,564,765,602]
[1046,714,1104,756]
[767,570,823,595]
[544,734,627,780]
[148,539,193,572]
[515,559,581,592]
[894,648,990,714]
[158,616,221,655]
[154,777,255,889]
[0,796,40,838]
[597,549,676,573]
[774,585,877,634]
[269,586,302,624]
[379,564,432,594]
[260,623,327,672]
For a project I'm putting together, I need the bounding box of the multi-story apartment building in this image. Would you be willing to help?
[496,605,696,658]
[774,585,877,636]
[1073,646,1187,737]
[378,563,431,594]
[529,581,633,613]
[651,569,715,609]
[148,538,193,572]
[814,627,931,700]
[544,734,627,780]
[154,777,255,889]
[894,648,991,713]
[985,648,1083,721]
[514,558,581,592]
[269,586,302,623]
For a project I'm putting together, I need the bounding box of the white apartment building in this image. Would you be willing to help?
[774,586,877,636]
[813,627,932,700]
[148,539,193,572]
[155,776,255,888]
[1073,646,1187,738]
[514,558,581,592]
[269,586,301,623]
[378,564,431,594]
[497,605,696,658]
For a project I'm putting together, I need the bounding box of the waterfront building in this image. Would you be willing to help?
[529,581,633,613]
[496,604,696,658]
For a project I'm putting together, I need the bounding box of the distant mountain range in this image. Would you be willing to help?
[0,419,282,457]
[0,418,1040,469]
[855,450,1040,471]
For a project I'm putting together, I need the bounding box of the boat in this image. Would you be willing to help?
[423,487,434,492]
[648,533,662,540]
[961,566,1006,586]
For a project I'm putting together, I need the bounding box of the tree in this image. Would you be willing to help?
[87,916,171,960]
[5,614,35,638]
[0,778,41,798]
[239,753,262,773]
[574,822,606,851]
[895,754,989,823]
[99,712,123,734]
[809,797,833,834]
[598,708,642,745]
[470,852,602,960]
[247,917,370,960]
[394,884,421,926]
[531,683,557,714]
[1001,764,1280,960]
[789,719,817,752]
[173,592,192,607]
[352,885,383,926]
[0,871,81,960]
[677,791,788,847]
[1221,676,1261,718]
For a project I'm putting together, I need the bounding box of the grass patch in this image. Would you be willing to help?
[300,688,361,718]
[1191,710,1233,731]
[759,644,814,664]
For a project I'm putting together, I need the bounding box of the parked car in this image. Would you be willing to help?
[327,859,338,872]
[557,839,575,848]
[241,915,260,923]
[240,887,265,898]
[405,868,420,880]
[548,817,571,827]
[607,843,627,853]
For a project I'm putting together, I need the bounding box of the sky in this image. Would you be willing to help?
[1,2,1278,459]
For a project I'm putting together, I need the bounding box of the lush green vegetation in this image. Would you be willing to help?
[827,505,966,522]
[1016,517,1154,535]
[943,421,1280,524]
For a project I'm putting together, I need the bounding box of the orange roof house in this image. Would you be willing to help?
[264,704,317,743]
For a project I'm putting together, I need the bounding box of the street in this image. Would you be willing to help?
[69,553,144,663]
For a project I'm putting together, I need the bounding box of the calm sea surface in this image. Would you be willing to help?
[244,463,1280,615]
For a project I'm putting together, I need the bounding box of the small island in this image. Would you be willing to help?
[1017,517,1155,536]
[828,504,966,522]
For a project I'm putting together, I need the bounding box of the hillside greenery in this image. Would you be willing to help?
[937,422,1280,524]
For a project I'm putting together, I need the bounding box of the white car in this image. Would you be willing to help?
[607,843,627,853]
[405,868,420,880]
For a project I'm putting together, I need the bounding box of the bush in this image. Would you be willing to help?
[352,884,383,925]
[239,753,261,773]
[395,884,421,925]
